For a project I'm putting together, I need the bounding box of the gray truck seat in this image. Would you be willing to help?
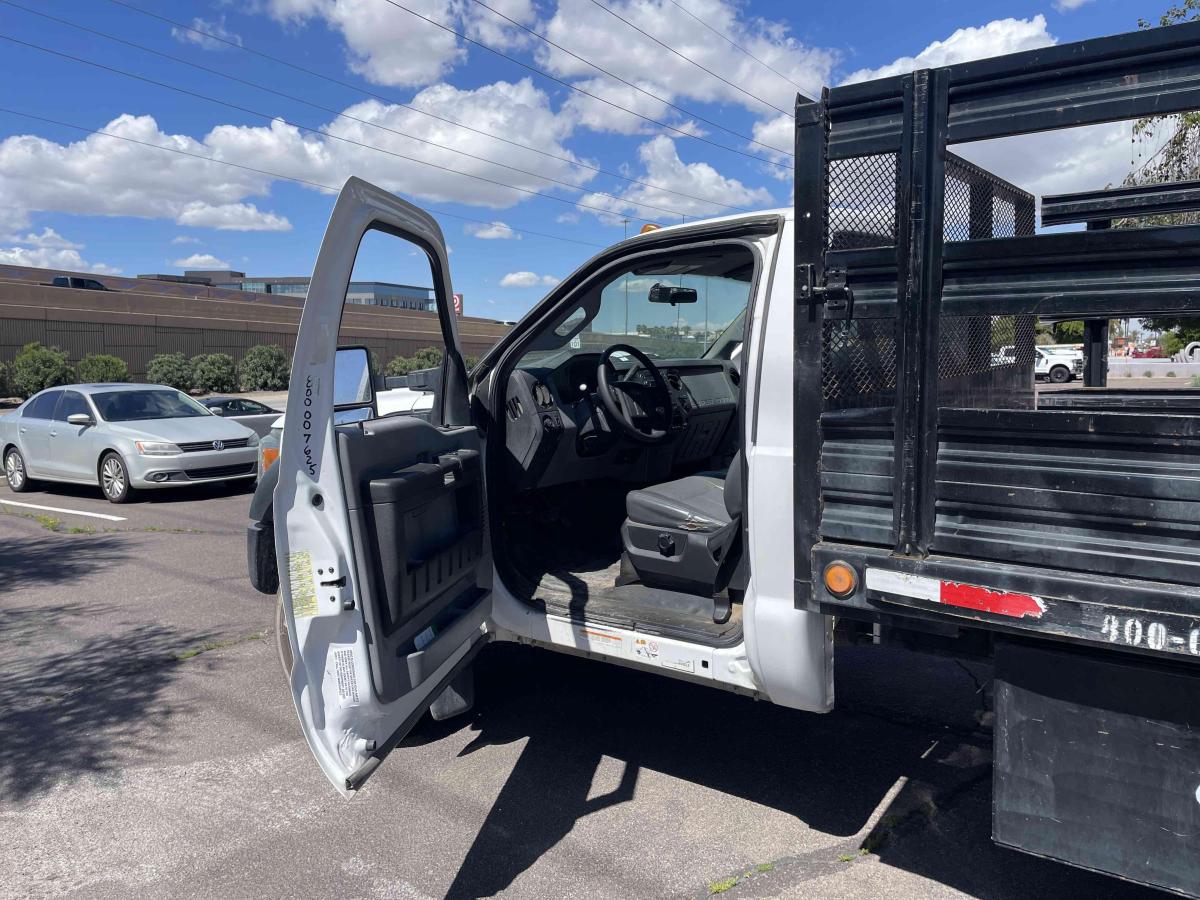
[621,454,741,596]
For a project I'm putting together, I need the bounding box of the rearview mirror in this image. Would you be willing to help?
[649,283,698,305]
[66,413,94,427]
[209,407,224,416]
[334,346,374,410]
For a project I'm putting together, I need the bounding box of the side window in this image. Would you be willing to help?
[242,400,270,414]
[24,390,63,419]
[55,391,91,421]
[348,228,450,422]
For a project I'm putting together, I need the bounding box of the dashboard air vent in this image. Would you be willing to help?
[506,396,524,420]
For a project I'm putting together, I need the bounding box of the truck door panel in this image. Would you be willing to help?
[336,416,485,704]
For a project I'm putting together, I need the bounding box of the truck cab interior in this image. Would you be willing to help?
[491,241,757,644]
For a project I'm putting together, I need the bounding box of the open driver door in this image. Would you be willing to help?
[275,178,491,794]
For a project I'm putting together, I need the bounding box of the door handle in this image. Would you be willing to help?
[19,427,27,433]
[49,431,58,437]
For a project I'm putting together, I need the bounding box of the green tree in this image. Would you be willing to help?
[146,352,194,391]
[0,361,11,398]
[1052,321,1085,342]
[76,353,130,384]
[191,353,239,393]
[239,344,290,391]
[1123,3,1200,346]
[10,342,74,398]
[385,346,444,376]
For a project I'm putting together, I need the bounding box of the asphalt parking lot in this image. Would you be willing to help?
[0,477,1160,899]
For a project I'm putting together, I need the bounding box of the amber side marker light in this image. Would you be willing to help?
[823,561,858,597]
[260,446,280,473]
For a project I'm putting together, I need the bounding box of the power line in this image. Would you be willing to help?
[101,0,759,212]
[665,0,808,94]
[0,33,678,223]
[0,106,607,248]
[583,0,793,119]
[1,0,706,221]
[377,0,793,164]
[466,0,793,152]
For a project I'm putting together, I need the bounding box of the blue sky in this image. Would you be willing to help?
[0,0,1154,321]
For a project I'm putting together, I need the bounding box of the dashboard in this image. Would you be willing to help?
[503,353,740,490]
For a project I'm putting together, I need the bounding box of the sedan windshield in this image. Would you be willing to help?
[91,389,211,422]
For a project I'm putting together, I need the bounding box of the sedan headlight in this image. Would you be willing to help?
[135,440,182,456]
[246,431,260,448]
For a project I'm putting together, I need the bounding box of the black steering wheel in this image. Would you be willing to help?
[596,344,673,444]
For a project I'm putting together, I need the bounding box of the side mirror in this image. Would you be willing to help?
[209,407,224,416]
[649,282,698,305]
[334,346,375,411]
[67,413,94,427]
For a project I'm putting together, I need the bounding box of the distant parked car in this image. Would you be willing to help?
[1,384,258,503]
[200,397,281,438]
[47,275,111,291]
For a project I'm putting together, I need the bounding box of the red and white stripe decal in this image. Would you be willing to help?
[864,569,1046,619]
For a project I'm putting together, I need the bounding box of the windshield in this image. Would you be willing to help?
[92,389,212,422]
[519,244,755,368]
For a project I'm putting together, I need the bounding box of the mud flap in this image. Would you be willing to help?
[993,641,1200,896]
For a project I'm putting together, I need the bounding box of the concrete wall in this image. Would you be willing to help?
[0,273,510,380]
[1108,359,1200,379]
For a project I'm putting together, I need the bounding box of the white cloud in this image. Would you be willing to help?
[749,114,795,174]
[462,0,537,50]
[0,81,589,233]
[173,253,231,269]
[171,235,201,245]
[578,135,774,222]
[560,76,674,136]
[262,0,464,88]
[465,221,520,239]
[539,0,834,122]
[8,227,82,250]
[500,271,559,287]
[170,16,243,50]
[0,245,120,274]
[0,114,284,232]
[176,201,292,231]
[1053,0,1094,10]
[842,16,1055,83]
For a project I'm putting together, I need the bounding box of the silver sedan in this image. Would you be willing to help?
[1,383,259,503]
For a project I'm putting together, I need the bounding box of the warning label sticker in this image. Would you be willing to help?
[547,619,629,655]
[288,550,318,618]
[632,637,659,661]
[332,647,360,708]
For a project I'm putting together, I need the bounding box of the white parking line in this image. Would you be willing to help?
[0,499,127,522]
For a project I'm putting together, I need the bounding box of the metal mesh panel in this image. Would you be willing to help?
[992,197,1017,238]
[827,153,898,250]
[938,314,1036,379]
[944,172,972,243]
[944,155,1035,241]
[822,319,898,410]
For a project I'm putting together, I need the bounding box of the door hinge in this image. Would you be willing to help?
[797,264,854,318]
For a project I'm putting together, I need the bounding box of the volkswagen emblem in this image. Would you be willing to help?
[212,440,225,451]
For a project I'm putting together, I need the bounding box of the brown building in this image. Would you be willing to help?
[0,265,510,380]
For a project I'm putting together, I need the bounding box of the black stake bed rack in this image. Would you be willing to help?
[792,20,1200,663]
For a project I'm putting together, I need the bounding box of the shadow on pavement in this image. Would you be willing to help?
[0,533,128,591]
[416,643,1156,900]
[0,606,219,803]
